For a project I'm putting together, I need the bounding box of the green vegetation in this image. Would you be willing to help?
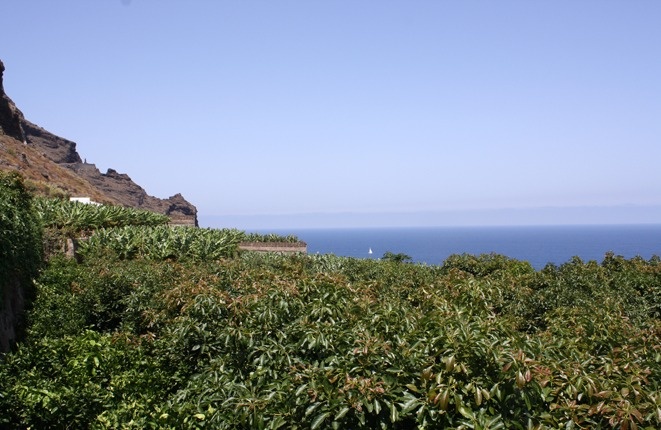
[382,251,413,263]
[34,197,171,234]
[1,186,660,429]
[241,232,301,243]
[0,171,43,304]
[33,197,172,256]
[78,226,244,261]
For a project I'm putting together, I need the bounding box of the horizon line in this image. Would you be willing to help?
[198,205,661,230]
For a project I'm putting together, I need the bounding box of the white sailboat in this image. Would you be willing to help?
[368,248,373,255]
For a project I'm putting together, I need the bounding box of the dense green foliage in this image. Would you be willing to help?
[382,251,413,263]
[33,197,172,256]
[0,171,42,303]
[1,187,660,428]
[33,197,171,234]
[241,232,301,243]
[78,226,244,261]
[32,198,300,261]
[76,227,301,262]
[1,246,660,428]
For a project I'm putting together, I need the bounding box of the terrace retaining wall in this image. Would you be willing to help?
[238,242,307,254]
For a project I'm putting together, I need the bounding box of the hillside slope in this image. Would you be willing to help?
[0,59,197,225]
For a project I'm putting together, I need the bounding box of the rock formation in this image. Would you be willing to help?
[0,60,26,143]
[0,59,197,225]
[23,119,83,164]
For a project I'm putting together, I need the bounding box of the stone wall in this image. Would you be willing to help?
[238,242,307,254]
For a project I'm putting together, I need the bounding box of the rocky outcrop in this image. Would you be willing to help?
[158,193,198,226]
[23,120,82,164]
[0,60,26,143]
[0,59,197,225]
[66,164,198,224]
[1,59,85,164]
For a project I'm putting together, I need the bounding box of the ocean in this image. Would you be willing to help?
[247,225,661,270]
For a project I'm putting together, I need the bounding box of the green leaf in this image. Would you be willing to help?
[295,383,308,397]
[311,412,330,430]
[334,406,350,421]
[389,402,398,423]
[457,404,474,419]
[269,415,286,429]
[305,403,320,417]
[374,399,382,415]
[401,397,419,414]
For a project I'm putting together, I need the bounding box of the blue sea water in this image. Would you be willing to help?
[249,225,661,270]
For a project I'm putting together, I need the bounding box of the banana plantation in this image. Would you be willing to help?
[34,197,171,233]
[1,173,660,429]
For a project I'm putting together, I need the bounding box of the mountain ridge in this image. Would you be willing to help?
[0,59,197,225]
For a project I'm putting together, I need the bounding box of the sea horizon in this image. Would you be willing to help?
[238,224,661,270]
[199,205,661,231]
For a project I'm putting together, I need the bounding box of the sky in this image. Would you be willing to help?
[2,1,660,229]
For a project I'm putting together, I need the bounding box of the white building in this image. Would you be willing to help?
[69,197,102,206]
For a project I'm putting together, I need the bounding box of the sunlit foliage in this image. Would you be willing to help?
[1,249,660,429]
[2,188,660,428]
[33,197,170,234]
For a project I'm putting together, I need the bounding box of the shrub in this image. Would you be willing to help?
[0,171,43,348]
[0,171,43,291]
[2,246,660,428]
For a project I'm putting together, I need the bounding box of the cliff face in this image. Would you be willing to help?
[0,59,197,225]
[0,60,26,143]
[66,164,198,225]
[23,120,83,164]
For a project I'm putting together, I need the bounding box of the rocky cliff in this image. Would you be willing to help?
[0,59,197,225]
[0,60,27,143]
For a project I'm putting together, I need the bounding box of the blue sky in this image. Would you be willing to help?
[2,1,660,228]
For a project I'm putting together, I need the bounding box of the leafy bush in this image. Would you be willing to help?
[441,252,535,278]
[0,330,171,428]
[382,251,413,263]
[0,171,43,347]
[0,171,43,291]
[2,246,660,428]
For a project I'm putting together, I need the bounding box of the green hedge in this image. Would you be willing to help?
[0,171,43,351]
[0,171,43,303]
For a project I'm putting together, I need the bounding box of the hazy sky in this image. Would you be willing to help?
[2,1,660,228]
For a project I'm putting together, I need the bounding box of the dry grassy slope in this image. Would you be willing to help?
[0,133,117,204]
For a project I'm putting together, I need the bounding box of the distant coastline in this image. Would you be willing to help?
[200,205,661,230]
